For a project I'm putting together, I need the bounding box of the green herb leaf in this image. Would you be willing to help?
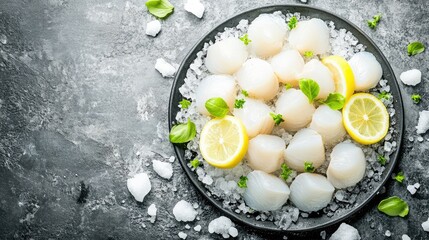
[190,159,200,169]
[394,171,405,183]
[239,34,251,46]
[378,91,391,101]
[377,155,387,165]
[378,196,409,217]
[205,97,229,118]
[270,113,284,126]
[179,99,191,109]
[234,99,246,109]
[303,51,314,58]
[411,94,422,104]
[145,0,174,19]
[323,93,346,110]
[280,163,293,181]
[304,162,315,173]
[241,90,249,97]
[237,176,248,188]
[284,83,293,90]
[288,16,298,30]
[299,79,320,103]
[407,42,425,56]
[367,13,381,29]
[169,118,196,143]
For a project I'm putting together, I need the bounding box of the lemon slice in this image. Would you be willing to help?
[322,55,355,101]
[200,116,249,168]
[342,93,389,145]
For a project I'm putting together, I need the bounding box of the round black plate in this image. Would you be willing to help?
[168,4,404,233]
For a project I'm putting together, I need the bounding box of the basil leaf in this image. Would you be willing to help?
[299,79,320,103]
[378,196,409,217]
[323,93,346,110]
[205,97,229,117]
[169,118,196,143]
[407,42,425,56]
[146,0,174,19]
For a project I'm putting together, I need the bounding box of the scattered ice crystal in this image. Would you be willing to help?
[400,69,421,86]
[194,225,202,232]
[407,184,418,195]
[384,230,391,237]
[329,223,361,240]
[155,58,177,78]
[208,216,237,238]
[184,0,205,18]
[401,234,411,240]
[169,156,176,162]
[185,224,191,229]
[127,173,151,203]
[320,230,327,239]
[173,200,198,222]
[145,20,161,37]
[152,160,173,179]
[422,217,429,232]
[178,232,187,239]
[416,110,429,134]
[148,204,157,223]
[414,183,420,189]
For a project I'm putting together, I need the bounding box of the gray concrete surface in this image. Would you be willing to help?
[0,0,428,239]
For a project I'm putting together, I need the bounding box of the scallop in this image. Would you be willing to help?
[243,170,290,211]
[195,75,236,116]
[247,135,286,173]
[247,14,287,58]
[205,37,249,75]
[309,105,346,145]
[275,89,316,131]
[270,49,305,86]
[236,58,279,101]
[299,59,335,99]
[348,51,382,91]
[233,98,274,138]
[288,18,330,55]
[327,142,366,189]
[284,128,325,172]
[289,173,335,212]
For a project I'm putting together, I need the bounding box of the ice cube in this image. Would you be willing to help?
[400,69,421,86]
[402,234,411,240]
[173,200,198,222]
[329,223,361,240]
[416,110,429,134]
[208,216,235,238]
[184,0,205,18]
[178,232,187,239]
[155,58,176,78]
[422,217,429,232]
[194,224,202,232]
[145,20,161,37]
[148,203,157,216]
[152,160,173,179]
[407,185,417,195]
[127,173,151,202]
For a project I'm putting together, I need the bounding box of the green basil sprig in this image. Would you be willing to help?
[169,118,196,143]
[299,79,320,103]
[145,0,174,19]
[205,97,229,118]
[378,196,409,217]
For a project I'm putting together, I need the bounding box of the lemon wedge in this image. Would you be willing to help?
[342,93,389,145]
[200,116,248,168]
[322,55,355,101]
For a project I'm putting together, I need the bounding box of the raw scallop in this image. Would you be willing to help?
[299,59,335,99]
[270,49,305,86]
[309,105,346,145]
[288,18,330,55]
[348,51,382,91]
[205,37,248,75]
[247,134,286,173]
[195,75,236,116]
[233,98,274,138]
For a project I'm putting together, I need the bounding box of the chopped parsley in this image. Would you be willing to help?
[394,171,405,183]
[288,16,298,30]
[280,163,293,181]
[304,162,315,173]
[241,90,249,97]
[239,34,252,45]
[377,155,387,165]
[378,91,391,100]
[190,159,200,169]
[237,176,248,188]
[270,113,284,126]
[234,99,246,109]
[367,13,382,29]
[284,83,293,90]
[179,99,191,109]
[303,51,314,58]
[411,94,421,104]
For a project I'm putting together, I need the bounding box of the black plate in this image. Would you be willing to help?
[168,4,404,233]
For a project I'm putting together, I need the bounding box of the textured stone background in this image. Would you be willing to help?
[0,0,428,239]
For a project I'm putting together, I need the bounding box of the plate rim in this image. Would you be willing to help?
[168,4,404,233]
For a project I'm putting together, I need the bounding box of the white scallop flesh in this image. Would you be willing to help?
[233,98,274,138]
[348,51,383,91]
[289,173,335,212]
[243,170,290,211]
[327,142,366,189]
[248,14,287,58]
[309,105,346,145]
[299,59,335,99]
[195,75,236,116]
[236,58,279,101]
[275,89,315,131]
[270,49,305,86]
[288,18,330,55]
[205,37,249,75]
[247,135,286,173]
[284,128,325,172]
